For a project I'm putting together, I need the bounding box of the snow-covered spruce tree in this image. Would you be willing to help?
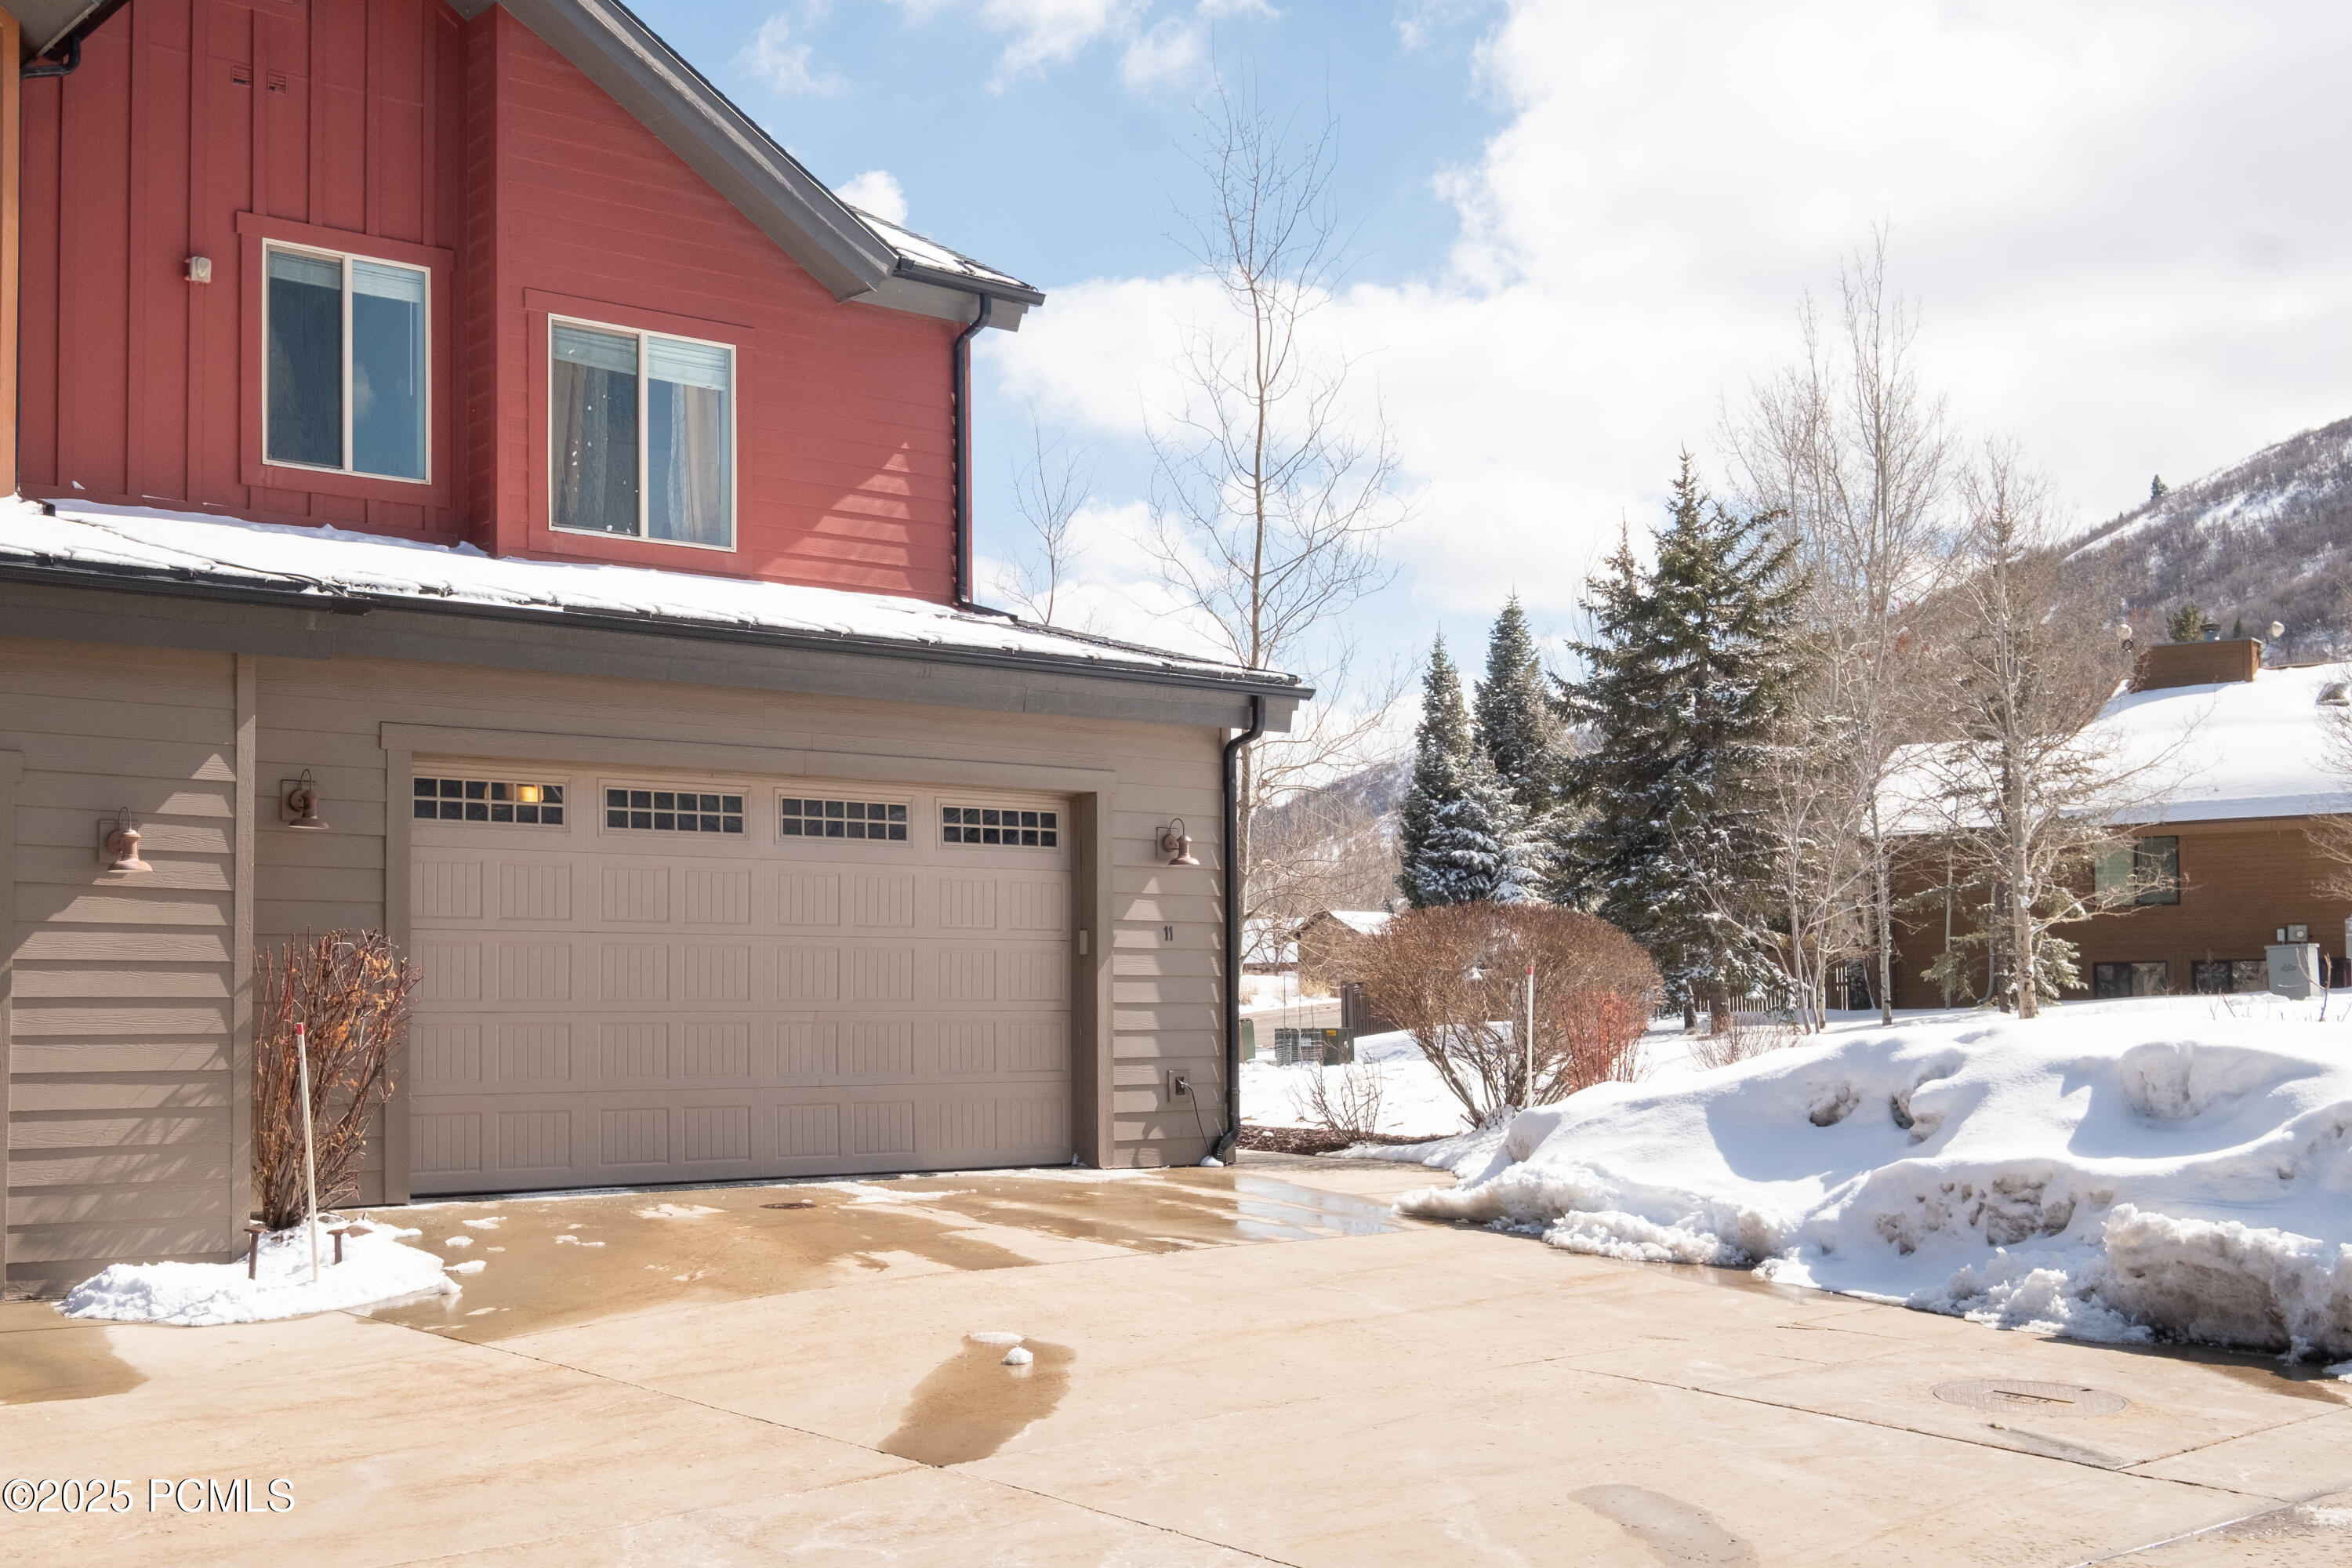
[1554,456,1806,1026]
[1473,593,1568,819]
[1399,635,1541,906]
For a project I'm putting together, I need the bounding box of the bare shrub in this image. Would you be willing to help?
[1688,1011,1800,1072]
[1351,903,1661,1125]
[1288,1058,1387,1138]
[254,931,416,1231]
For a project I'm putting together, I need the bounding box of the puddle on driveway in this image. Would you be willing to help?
[362,1166,1400,1344]
[0,1323,146,1406]
[1573,1485,1759,1567]
[880,1338,1076,1466]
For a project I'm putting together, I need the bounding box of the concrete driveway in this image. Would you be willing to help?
[4,1154,2349,1566]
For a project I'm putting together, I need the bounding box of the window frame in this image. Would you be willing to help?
[546,312,739,553]
[2092,834,2182,906]
[260,239,433,486]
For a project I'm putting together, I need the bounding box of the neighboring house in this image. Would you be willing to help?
[1889,640,2352,1008]
[0,0,1301,1297]
[1293,909,1390,995]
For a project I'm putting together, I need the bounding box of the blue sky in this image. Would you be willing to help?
[633,2,2352,727]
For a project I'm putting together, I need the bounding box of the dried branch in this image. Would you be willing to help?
[254,931,416,1231]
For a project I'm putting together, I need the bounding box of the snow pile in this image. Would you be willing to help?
[60,1219,460,1327]
[1388,1003,2352,1356]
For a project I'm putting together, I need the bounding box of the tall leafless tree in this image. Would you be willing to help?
[1915,444,2174,1017]
[1726,230,1952,1022]
[1146,80,1406,938]
[989,410,1097,630]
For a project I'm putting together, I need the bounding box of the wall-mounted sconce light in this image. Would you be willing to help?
[98,811,151,875]
[1158,818,1200,867]
[282,770,328,830]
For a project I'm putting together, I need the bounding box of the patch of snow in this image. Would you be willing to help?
[461,1217,503,1230]
[1199,1155,1224,1167]
[1001,1346,1035,1367]
[60,1220,458,1327]
[966,1330,1025,1348]
[1392,999,2352,1357]
[552,1235,604,1247]
[633,1203,723,1219]
[824,1181,971,1203]
[445,1259,486,1276]
[444,1235,473,1247]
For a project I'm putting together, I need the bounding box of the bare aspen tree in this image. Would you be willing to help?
[1703,655,1872,1030]
[989,411,1097,630]
[2300,681,2352,899]
[1727,231,1951,1022]
[1918,444,2167,1016]
[1145,80,1405,949]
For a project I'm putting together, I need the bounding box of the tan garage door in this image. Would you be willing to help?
[405,768,1073,1195]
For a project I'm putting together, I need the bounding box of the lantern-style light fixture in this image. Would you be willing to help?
[284,770,328,830]
[1158,818,1200,867]
[100,811,151,875]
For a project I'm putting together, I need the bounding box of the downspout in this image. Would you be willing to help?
[20,36,80,78]
[949,293,993,608]
[1211,694,1266,1163]
[20,0,132,79]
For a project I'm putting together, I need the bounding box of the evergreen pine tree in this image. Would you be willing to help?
[1554,456,1805,1018]
[1474,593,1567,819]
[1399,636,1541,906]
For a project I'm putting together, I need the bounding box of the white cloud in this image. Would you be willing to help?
[893,0,1269,93]
[990,0,2352,628]
[739,13,846,96]
[1118,16,1205,91]
[835,169,909,226]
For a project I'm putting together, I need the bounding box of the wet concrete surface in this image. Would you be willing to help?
[362,1167,1403,1343]
[0,1309,147,1406]
[880,1337,1077,1467]
[1572,1485,1760,1567]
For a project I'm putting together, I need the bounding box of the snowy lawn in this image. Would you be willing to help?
[60,1218,459,1327]
[1243,1018,1713,1139]
[1367,993,2352,1359]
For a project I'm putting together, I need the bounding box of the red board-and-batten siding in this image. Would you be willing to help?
[18,0,964,602]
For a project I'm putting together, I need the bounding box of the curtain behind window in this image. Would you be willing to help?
[267,251,342,468]
[647,338,731,546]
[552,325,639,534]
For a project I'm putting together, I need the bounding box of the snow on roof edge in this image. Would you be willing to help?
[0,499,1298,692]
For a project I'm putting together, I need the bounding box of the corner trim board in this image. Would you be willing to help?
[0,750,20,1293]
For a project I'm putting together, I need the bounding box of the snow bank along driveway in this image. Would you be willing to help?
[1388,1004,2352,1359]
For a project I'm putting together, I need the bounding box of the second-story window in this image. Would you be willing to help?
[550,321,734,550]
[264,244,429,481]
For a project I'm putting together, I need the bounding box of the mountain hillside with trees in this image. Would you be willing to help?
[2066,414,2352,659]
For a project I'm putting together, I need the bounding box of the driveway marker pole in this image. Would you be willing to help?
[296,1020,321,1283]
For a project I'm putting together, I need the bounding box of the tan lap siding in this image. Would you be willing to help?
[1111,770,1226,1166]
[3,638,240,1297]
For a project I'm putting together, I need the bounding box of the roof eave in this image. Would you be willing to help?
[0,557,1309,701]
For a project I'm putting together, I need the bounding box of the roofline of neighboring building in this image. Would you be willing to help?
[452,0,1042,320]
[0,555,1309,702]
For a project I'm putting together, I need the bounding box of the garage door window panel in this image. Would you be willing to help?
[605,787,743,833]
[783,797,909,841]
[942,805,1059,848]
[414,776,566,824]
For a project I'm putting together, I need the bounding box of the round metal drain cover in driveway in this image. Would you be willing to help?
[1932,1379,2129,1417]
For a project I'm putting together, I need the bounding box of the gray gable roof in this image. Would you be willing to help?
[455,0,1042,327]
